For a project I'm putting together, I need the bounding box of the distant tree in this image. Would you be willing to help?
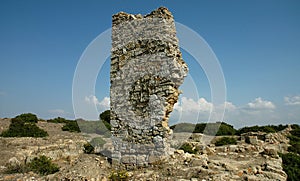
[99,110,110,124]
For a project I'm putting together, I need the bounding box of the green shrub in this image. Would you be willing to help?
[15,113,38,123]
[5,156,59,175]
[290,128,300,137]
[100,110,110,124]
[216,122,236,136]
[103,120,111,131]
[236,125,288,135]
[1,117,48,137]
[215,137,237,146]
[62,121,81,132]
[179,142,198,154]
[191,122,236,136]
[27,155,59,175]
[280,153,300,181]
[4,163,29,174]
[288,143,300,154]
[99,110,111,131]
[291,124,300,130]
[47,117,68,123]
[287,127,300,154]
[109,170,129,181]
[83,142,94,154]
[90,137,106,147]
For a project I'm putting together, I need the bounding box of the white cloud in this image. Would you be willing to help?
[81,95,297,128]
[172,97,236,124]
[85,95,99,105]
[174,97,236,114]
[246,97,275,110]
[284,95,300,106]
[99,97,110,109]
[170,96,284,128]
[85,95,110,111]
[174,97,212,113]
[224,101,236,111]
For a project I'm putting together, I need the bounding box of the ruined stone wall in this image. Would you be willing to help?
[110,7,188,166]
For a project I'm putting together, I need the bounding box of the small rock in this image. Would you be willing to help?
[8,157,21,167]
[175,149,184,154]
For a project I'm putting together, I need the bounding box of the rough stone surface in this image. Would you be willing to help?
[110,7,188,165]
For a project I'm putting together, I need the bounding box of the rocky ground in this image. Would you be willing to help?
[0,118,292,181]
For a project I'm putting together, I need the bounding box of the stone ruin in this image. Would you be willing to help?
[110,7,188,166]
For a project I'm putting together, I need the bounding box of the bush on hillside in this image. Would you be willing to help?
[280,153,300,181]
[99,110,110,124]
[99,110,111,131]
[47,117,68,123]
[279,124,300,180]
[1,116,48,137]
[236,125,288,135]
[287,127,300,154]
[179,142,198,154]
[109,170,129,181]
[215,137,237,146]
[83,142,94,154]
[5,155,59,175]
[27,155,59,175]
[192,122,236,136]
[291,124,300,130]
[15,113,38,123]
[215,122,236,136]
[61,120,81,133]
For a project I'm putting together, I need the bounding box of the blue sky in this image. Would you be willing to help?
[0,0,300,128]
